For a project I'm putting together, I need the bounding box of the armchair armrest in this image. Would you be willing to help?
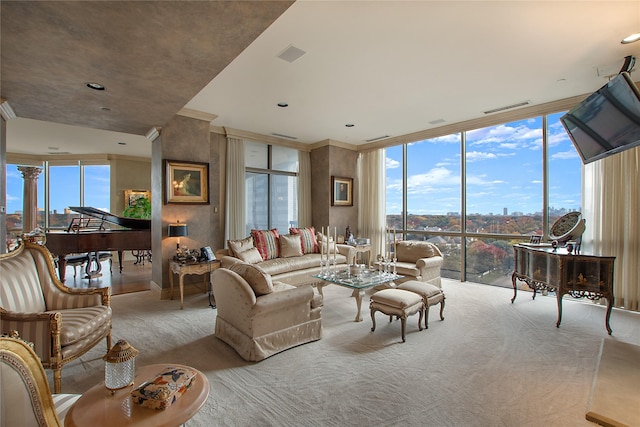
[337,244,355,262]
[416,256,443,269]
[252,285,314,315]
[220,255,243,269]
[0,308,61,361]
[49,287,111,310]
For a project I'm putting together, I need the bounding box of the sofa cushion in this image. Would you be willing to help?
[227,236,254,258]
[56,306,112,346]
[279,234,303,258]
[236,247,263,264]
[251,229,280,261]
[229,263,273,296]
[396,241,436,263]
[289,227,318,254]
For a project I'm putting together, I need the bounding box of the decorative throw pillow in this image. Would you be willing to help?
[236,247,263,264]
[227,236,254,258]
[251,228,280,261]
[229,263,273,296]
[318,240,337,254]
[279,234,303,258]
[289,226,318,254]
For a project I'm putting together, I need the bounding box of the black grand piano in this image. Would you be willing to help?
[45,207,151,281]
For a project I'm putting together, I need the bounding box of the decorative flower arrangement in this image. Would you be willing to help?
[175,246,200,263]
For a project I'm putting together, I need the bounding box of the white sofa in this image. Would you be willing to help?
[220,228,354,286]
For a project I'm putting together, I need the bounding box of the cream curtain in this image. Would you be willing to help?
[357,149,386,259]
[225,137,246,242]
[297,151,312,228]
[583,146,639,311]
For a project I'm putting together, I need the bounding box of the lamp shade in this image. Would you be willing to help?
[168,223,188,237]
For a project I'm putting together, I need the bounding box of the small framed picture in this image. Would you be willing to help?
[337,234,345,244]
[529,235,542,244]
[331,176,353,206]
[124,189,150,209]
[201,246,216,261]
[164,160,209,204]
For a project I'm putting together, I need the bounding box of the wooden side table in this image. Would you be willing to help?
[169,260,220,309]
[64,363,210,427]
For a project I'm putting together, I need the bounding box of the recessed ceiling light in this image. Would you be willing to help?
[118,142,126,145]
[277,102,288,108]
[345,124,355,128]
[100,107,111,112]
[86,82,105,90]
[621,33,640,44]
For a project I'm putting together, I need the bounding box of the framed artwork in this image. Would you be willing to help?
[164,159,209,204]
[331,176,353,206]
[124,189,150,209]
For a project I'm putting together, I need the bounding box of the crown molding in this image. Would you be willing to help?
[177,108,218,123]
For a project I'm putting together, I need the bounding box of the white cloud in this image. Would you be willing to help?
[386,157,400,169]
[551,150,579,160]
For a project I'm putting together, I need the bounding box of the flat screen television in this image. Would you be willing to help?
[560,71,640,164]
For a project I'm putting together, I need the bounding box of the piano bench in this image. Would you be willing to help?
[65,254,89,279]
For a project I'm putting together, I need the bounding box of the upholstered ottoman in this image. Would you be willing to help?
[397,280,445,329]
[370,289,423,342]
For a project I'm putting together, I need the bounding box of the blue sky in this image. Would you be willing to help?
[6,164,110,214]
[385,112,582,216]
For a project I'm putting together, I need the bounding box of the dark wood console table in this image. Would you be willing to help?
[511,244,615,334]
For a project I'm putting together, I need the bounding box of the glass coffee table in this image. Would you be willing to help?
[313,268,403,322]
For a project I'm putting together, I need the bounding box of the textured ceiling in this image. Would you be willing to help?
[2,1,640,158]
[1,0,293,156]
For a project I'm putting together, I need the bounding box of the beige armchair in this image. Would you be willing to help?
[0,242,112,393]
[392,241,444,287]
[212,263,322,362]
[0,336,81,426]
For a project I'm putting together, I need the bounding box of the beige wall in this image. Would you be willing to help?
[110,158,151,216]
[311,145,358,239]
[151,115,225,297]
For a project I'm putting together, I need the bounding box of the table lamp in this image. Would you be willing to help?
[168,221,188,250]
[103,339,139,394]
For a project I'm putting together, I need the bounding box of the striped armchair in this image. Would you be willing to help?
[0,242,112,393]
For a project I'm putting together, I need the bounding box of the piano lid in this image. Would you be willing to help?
[69,206,151,230]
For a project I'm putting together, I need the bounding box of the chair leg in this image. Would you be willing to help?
[54,368,62,394]
[439,298,446,321]
[400,317,406,342]
[370,308,377,332]
[425,304,430,329]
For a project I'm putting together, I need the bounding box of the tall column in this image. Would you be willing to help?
[17,166,42,233]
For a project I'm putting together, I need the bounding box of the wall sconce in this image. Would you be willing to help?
[103,339,139,394]
[167,221,188,250]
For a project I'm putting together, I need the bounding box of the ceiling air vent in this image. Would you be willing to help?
[271,133,298,140]
[277,45,306,63]
[483,101,530,115]
[365,135,390,143]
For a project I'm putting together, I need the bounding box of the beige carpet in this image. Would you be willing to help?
[586,339,640,427]
[55,279,640,426]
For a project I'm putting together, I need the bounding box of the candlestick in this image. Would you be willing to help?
[394,229,397,255]
[321,226,325,264]
[334,227,337,261]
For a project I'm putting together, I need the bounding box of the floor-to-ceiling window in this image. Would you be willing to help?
[5,161,110,241]
[245,142,298,235]
[385,112,582,286]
